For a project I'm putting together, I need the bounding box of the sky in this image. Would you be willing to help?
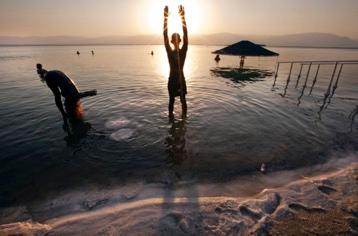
[0,0,357,39]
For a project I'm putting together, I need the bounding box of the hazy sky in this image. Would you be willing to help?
[0,0,357,38]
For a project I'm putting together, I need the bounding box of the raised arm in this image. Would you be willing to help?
[163,6,171,52]
[179,5,188,51]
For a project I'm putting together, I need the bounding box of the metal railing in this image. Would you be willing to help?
[272,60,358,120]
[273,60,358,90]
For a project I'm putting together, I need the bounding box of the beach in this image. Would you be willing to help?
[1,154,357,235]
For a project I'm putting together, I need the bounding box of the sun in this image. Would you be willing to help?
[147,0,201,36]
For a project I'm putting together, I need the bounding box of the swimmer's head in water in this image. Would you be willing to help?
[171,33,181,48]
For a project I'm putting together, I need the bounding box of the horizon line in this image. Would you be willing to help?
[1,43,358,50]
[0,31,357,39]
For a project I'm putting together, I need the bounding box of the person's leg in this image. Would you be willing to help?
[169,96,175,117]
[65,97,83,121]
[73,99,83,120]
[180,94,187,118]
[78,90,97,99]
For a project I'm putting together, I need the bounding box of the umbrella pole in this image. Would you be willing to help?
[239,56,245,69]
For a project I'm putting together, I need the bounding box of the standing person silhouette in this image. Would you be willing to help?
[163,5,188,119]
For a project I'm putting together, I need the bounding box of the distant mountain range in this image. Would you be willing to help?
[1,32,358,48]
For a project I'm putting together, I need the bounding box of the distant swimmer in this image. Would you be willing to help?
[163,5,188,119]
[91,50,95,56]
[76,51,80,56]
[36,63,97,129]
[215,54,221,63]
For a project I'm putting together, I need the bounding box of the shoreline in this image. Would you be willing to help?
[0,155,357,235]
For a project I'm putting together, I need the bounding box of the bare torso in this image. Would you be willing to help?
[45,70,79,98]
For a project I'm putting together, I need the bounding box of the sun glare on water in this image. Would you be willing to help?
[147,0,201,36]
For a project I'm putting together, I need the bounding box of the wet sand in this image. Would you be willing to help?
[1,157,357,236]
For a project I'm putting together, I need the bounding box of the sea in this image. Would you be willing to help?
[0,45,357,208]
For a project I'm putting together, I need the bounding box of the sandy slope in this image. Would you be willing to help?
[1,161,357,236]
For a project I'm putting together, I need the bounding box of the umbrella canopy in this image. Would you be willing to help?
[213,40,279,57]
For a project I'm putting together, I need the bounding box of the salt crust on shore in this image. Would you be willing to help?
[0,161,357,236]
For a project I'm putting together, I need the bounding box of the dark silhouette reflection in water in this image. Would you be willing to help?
[165,118,187,167]
[160,118,202,235]
[349,105,358,133]
[318,63,339,119]
[326,64,344,109]
[64,117,91,147]
[211,67,273,85]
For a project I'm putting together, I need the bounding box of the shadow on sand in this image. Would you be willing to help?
[159,118,202,235]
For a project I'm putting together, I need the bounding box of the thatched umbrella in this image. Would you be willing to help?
[213,40,279,69]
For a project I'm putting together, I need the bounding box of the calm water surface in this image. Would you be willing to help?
[0,45,357,206]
